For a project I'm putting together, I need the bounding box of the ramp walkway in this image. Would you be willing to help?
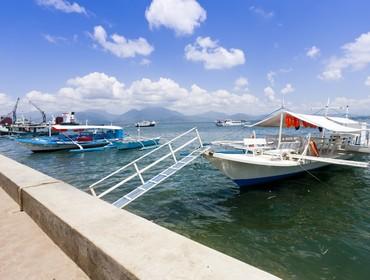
[88,127,210,208]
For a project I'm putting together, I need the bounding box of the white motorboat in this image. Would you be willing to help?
[205,110,370,187]
[135,120,156,127]
[215,119,246,127]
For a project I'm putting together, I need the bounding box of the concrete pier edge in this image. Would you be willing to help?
[0,154,280,280]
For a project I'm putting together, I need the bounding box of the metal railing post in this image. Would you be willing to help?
[195,128,203,147]
[168,143,177,163]
[134,163,145,185]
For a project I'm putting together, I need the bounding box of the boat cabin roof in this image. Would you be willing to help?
[248,110,364,133]
[52,124,122,131]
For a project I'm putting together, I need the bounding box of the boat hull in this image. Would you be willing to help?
[345,144,370,154]
[17,139,110,152]
[205,152,352,187]
[114,137,160,150]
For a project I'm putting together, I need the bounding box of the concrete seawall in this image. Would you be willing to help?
[0,154,280,280]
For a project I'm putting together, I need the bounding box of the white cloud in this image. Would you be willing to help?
[365,76,370,86]
[264,86,275,101]
[320,31,370,80]
[23,72,266,115]
[140,58,151,65]
[92,25,154,59]
[185,36,246,70]
[306,46,320,58]
[43,34,67,44]
[331,96,370,115]
[36,0,86,14]
[267,71,276,86]
[249,6,274,19]
[234,77,249,91]
[281,83,294,95]
[145,0,206,36]
[0,93,19,115]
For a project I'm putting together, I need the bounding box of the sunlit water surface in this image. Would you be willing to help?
[1,122,370,279]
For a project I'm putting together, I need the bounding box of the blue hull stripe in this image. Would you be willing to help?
[233,171,304,187]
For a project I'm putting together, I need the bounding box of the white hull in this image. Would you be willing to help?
[345,144,370,154]
[205,152,352,187]
[18,142,108,152]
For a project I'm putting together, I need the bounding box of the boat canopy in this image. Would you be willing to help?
[52,124,122,131]
[248,110,364,133]
[327,117,361,125]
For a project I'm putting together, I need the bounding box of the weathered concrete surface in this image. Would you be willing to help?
[0,187,89,280]
[0,154,281,280]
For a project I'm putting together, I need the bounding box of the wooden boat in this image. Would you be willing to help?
[205,110,370,187]
[16,125,124,152]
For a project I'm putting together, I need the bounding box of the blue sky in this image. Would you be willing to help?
[1,0,370,115]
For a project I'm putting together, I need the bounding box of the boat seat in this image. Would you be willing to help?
[243,138,267,147]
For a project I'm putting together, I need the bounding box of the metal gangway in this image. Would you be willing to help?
[88,128,210,208]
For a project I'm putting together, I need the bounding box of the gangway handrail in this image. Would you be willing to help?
[88,127,203,197]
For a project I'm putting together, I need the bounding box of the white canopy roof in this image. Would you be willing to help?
[249,110,363,133]
[52,124,122,131]
[327,116,361,125]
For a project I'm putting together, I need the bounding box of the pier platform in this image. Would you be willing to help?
[0,154,280,280]
[0,187,88,280]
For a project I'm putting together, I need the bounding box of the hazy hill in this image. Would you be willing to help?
[115,107,188,123]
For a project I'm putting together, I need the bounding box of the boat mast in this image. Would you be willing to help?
[278,110,283,148]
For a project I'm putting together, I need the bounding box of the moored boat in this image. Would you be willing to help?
[114,137,160,150]
[16,125,124,152]
[215,119,246,127]
[135,120,156,127]
[205,109,370,187]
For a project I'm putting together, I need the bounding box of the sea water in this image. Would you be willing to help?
[1,122,369,279]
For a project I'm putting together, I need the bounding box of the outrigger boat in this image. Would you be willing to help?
[114,136,160,150]
[204,109,370,187]
[327,116,370,154]
[16,125,124,152]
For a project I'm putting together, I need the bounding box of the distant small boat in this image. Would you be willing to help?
[215,119,246,127]
[135,120,156,127]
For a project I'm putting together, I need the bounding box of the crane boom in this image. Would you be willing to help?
[28,100,46,123]
[12,97,20,123]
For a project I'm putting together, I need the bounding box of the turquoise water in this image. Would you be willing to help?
[1,122,370,279]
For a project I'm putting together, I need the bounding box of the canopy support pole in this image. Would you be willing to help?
[278,111,283,148]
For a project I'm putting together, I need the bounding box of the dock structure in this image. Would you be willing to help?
[0,154,281,280]
[0,187,88,280]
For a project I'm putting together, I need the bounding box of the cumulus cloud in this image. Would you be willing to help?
[92,25,154,59]
[331,96,370,115]
[320,31,370,80]
[36,0,86,14]
[185,36,245,70]
[306,46,320,59]
[145,0,206,36]
[23,72,266,115]
[234,77,249,91]
[0,93,18,115]
[365,76,370,86]
[281,83,295,95]
[249,6,274,19]
[264,86,275,101]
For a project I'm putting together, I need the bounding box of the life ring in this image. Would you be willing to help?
[309,140,319,157]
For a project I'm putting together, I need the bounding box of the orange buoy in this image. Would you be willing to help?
[309,140,320,157]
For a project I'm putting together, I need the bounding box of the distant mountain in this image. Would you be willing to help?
[116,107,188,123]
[31,107,264,125]
[75,110,118,124]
